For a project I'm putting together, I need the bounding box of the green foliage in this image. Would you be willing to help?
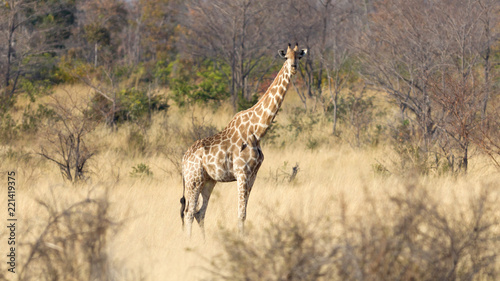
[171,62,229,107]
[262,107,321,148]
[0,113,18,144]
[170,75,194,108]
[372,162,390,176]
[20,79,53,102]
[54,56,93,83]
[113,65,132,80]
[331,93,375,123]
[328,90,382,147]
[286,107,320,139]
[117,88,151,121]
[84,23,111,45]
[130,163,153,177]
[20,104,56,133]
[88,87,169,124]
[306,138,320,151]
[154,60,174,85]
[261,122,284,147]
[237,93,259,111]
[22,53,62,84]
[4,0,77,91]
[196,67,230,102]
[0,96,17,144]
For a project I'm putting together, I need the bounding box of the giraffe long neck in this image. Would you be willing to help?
[250,61,292,140]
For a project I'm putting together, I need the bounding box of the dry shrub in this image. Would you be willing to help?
[19,195,117,281]
[208,181,500,281]
[338,182,499,281]
[184,114,219,144]
[266,161,300,185]
[127,129,149,155]
[161,113,219,176]
[38,90,96,182]
[206,217,338,281]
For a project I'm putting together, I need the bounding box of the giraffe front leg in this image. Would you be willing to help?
[237,175,254,235]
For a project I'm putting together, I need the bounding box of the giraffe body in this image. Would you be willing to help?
[180,44,307,237]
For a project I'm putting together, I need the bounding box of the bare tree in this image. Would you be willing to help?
[476,0,500,123]
[0,0,75,99]
[75,0,127,67]
[38,90,96,182]
[182,0,281,111]
[357,0,500,172]
[276,0,358,116]
[358,0,444,146]
[431,74,483,172]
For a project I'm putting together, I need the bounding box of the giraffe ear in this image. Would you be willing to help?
[278,49,287,59]
[298,49,307,59]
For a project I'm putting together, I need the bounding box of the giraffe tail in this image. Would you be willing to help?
[180,176,186,227]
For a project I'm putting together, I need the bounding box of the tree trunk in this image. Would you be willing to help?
[94,43,99,67]
[462,142,468,173]
[5,12,16,96]
[332,97,338,135]
[481,27,491,125]
[231,62,237,112]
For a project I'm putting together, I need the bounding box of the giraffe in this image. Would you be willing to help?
[180,43,307,238]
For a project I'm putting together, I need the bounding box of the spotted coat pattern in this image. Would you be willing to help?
[180,44,307,238]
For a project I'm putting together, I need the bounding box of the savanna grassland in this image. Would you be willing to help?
[1,1,500,279]
[0,85,499,281]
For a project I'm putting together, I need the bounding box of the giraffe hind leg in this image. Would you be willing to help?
[184,180,203,238]
[194,179,216,239]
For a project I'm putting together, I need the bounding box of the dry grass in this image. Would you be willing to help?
[0,85,499,280]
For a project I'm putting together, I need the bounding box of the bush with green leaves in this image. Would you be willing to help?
[153,59,174,85]
[130,163,153,177]
[0,113,18,144]
[171,63,229,107]
[237,92,259,111]
[20,104,56,133]
[88,87,168,124]
[328,91,380,147]
[286,107,320,139]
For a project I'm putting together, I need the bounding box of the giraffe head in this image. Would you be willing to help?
[278,43,307,75]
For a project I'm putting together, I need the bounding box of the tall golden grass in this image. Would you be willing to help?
[0,85,499,280]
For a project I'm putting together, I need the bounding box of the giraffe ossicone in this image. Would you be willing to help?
[180,43,307,238]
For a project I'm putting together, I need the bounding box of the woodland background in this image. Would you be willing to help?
[1,0,500,280]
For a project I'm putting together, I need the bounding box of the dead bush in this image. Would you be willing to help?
[266,161,300,185]
[38,91,96,182]
[19,195,117,281]
[206,217,338,281]
[337,182,500,281]
[162,112,219,177]
[207,181,500,281]
[185,114,219,144]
